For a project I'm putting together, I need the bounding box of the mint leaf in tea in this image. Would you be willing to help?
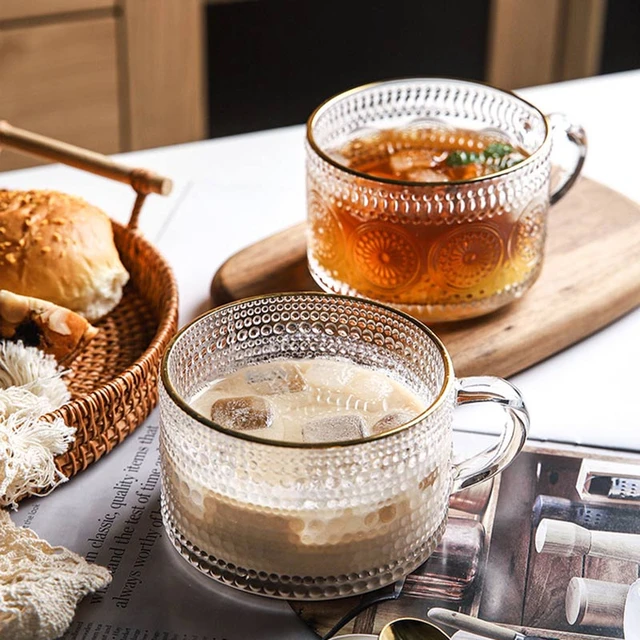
[308,123,543,320]
[334,125,527,182]
[446,142,525,171]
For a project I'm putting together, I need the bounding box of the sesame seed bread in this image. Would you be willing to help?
[0,190,129,321]
[0,289,99,365]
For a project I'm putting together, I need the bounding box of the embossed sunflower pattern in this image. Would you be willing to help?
[308,191,344,265]
[352,223,420,289]
[509,200,547,267]
[433,225,504,290]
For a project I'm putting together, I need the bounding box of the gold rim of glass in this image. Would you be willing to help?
[160,292,454,449]
[306,77,551,187]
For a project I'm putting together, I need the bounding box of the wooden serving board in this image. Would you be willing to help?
[210,178,640,378]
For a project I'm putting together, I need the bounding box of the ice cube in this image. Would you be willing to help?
[210,396,274,432]
[390,149,440,174]
[302,414,366,443]
[372,410,414,435]
[209,371,247,395]
[303,359,355,391]
[348,370,394,404]
[244,362,306,395]
[406,168,450,183]
[326,150,351,168]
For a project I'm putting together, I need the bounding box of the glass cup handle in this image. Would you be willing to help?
[547,112,588,205]
[451,376,529,493]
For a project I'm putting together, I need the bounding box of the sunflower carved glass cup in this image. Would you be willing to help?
[159,293,529,600]
[306,78,587,321]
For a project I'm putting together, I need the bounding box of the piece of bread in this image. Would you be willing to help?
[0,289,99,365]
[0,190,129,321]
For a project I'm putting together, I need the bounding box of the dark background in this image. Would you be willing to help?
[600,0,640,74]
[205,0,640,138]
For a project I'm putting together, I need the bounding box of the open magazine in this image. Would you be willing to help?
[301,442,640,639]
[11,421,640,640]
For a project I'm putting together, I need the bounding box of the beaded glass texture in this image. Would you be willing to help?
[306,79,552,321]
[160,294,456,600]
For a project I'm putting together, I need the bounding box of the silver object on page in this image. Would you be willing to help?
[576,460,640,506]
[565,577,628,628]
[535,518,640,563]
[428,608,534,640]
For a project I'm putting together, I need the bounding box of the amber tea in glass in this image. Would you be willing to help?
[306,79,586,321]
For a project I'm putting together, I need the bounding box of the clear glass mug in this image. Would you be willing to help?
[159,293,529,600]
[306,78,587,321]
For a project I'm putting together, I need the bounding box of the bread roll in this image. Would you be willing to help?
[0,289,98,365]
[0,190,129,321]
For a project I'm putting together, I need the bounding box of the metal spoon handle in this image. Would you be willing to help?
[427,608,524,640]
[321,580,404,640]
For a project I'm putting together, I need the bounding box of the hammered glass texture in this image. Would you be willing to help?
[159,294,454,600]
[306,79,552,321]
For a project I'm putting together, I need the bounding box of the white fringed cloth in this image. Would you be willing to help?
[0,341,111,638]
[0,510,111,639]
[0,342,73,509]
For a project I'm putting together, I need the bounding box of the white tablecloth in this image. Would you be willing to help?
[2,70,639,639]
[3,70,638,450]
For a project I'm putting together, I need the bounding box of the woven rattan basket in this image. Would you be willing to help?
[0,122,179,479]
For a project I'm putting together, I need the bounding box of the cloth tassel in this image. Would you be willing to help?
[0,341,70,408]
[0,412,75,509]
[0,341,74,507]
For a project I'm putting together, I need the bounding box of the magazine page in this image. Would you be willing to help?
[296,440,640,639]
[11,417,315,640]
[10,422,640,639]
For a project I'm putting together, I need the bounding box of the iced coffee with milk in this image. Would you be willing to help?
[191,359,426,443]
[162,357,447,593]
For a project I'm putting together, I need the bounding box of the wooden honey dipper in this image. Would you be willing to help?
[535,518,640,563]
[565,577,631,628]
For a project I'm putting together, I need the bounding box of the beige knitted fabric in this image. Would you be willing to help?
[0,510,111,639]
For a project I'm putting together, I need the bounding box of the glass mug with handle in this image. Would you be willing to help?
[306,78,587,321]
[159,292,529,600]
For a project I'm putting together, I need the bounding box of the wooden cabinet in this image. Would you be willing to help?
[0,0,115,22]
[487,0,608,90]
[0,0,205,171]
[0,0,608,171]
[0,16,121,171]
